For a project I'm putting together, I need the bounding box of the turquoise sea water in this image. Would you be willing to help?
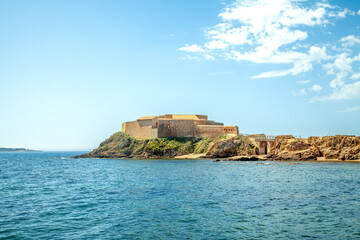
[1,152,360,239]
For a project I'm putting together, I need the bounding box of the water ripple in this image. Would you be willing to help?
[1,152,360,239]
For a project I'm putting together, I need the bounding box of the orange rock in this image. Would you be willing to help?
[267,135,360,161]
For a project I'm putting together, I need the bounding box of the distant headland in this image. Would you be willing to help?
[0,148,41,152]
[74,114,360,162]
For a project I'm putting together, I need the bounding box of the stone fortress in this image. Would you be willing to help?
[122,114,239,140]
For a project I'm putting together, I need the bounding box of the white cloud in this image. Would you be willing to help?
[204,54,215,60]
[179,44,204,53]
[351,72,360,80]
[179,54,214,61]
[205,40,228,50]
[337,8,354,18]
[297,80,311,84]
[358,9,360,15]
[340,105,360,112]
[180,0,360,102]
[311,84,322,92]
[317,81,360,101]
[179,55,202,61]
[340,35,360,48]
[292,88,307,96]
[324,52,360,89]
[210,0,323,64]
[253,46,328,78]
[219,0,329,27]
[180,0,344,79]
[253,69,293,78]
[229,49,306,64]
[208,25,251,45]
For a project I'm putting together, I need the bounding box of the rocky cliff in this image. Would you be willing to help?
[267,135,360,161]
[74,132,257,159]
[74,132,360,161]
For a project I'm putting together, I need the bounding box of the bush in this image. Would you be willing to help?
[194,138,214,153]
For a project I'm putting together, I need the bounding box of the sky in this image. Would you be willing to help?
[1,0,360,150]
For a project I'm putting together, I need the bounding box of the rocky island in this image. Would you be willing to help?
[74,132,360,161]
[74,114,360,161]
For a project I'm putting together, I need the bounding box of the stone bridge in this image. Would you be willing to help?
[244,134,277,155]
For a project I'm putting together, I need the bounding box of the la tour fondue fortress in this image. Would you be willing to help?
[122,114,239,139]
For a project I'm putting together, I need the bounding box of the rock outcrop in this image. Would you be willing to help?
[74,132,255,159]
[205,136,257,158]
[267,135,320,161]
[74,132,360,161]
[308,135,360,160]
[267,135,360,161]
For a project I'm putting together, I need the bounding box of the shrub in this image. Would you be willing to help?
[194,138,214,153]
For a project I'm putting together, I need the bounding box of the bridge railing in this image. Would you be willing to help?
[255,135,276,141]
[240,134,305,141]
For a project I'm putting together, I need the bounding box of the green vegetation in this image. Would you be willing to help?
[96,132,201,157]
[94,132,213,158]
[75,131,256,159]
[216,134,227,140]
[194,138,214,153]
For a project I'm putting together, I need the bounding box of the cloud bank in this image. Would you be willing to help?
[179,0,360,101]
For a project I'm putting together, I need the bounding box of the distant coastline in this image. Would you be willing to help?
[0,148,41,152]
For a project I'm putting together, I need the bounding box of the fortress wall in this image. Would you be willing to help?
[157,120,197,138]
[171,115,196,120]
[137,119,153,127]
[122,121,152,139]
[122,114,239,139]
[196,125,225,138]
[158,114,208,120]
[205,120,223,126]
[160,114,172,119]
[151,128,158,138]
[194,120,223,126]
[195,115,208,120]
[151,118,159,128]
[194,120,207,125]
[121,122,127,132]
[223,126,239,135]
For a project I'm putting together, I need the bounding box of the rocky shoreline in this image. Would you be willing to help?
[73,132,360,161]
[73,132,258,159]
[267,135,360,161]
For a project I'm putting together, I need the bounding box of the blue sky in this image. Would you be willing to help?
[1,0,360,150]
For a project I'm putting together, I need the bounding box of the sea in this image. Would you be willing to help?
[1,151,360,239]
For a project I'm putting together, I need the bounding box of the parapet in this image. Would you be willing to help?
[158,114,208,120]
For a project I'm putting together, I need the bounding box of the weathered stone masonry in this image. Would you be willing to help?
[121,114,239,139]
